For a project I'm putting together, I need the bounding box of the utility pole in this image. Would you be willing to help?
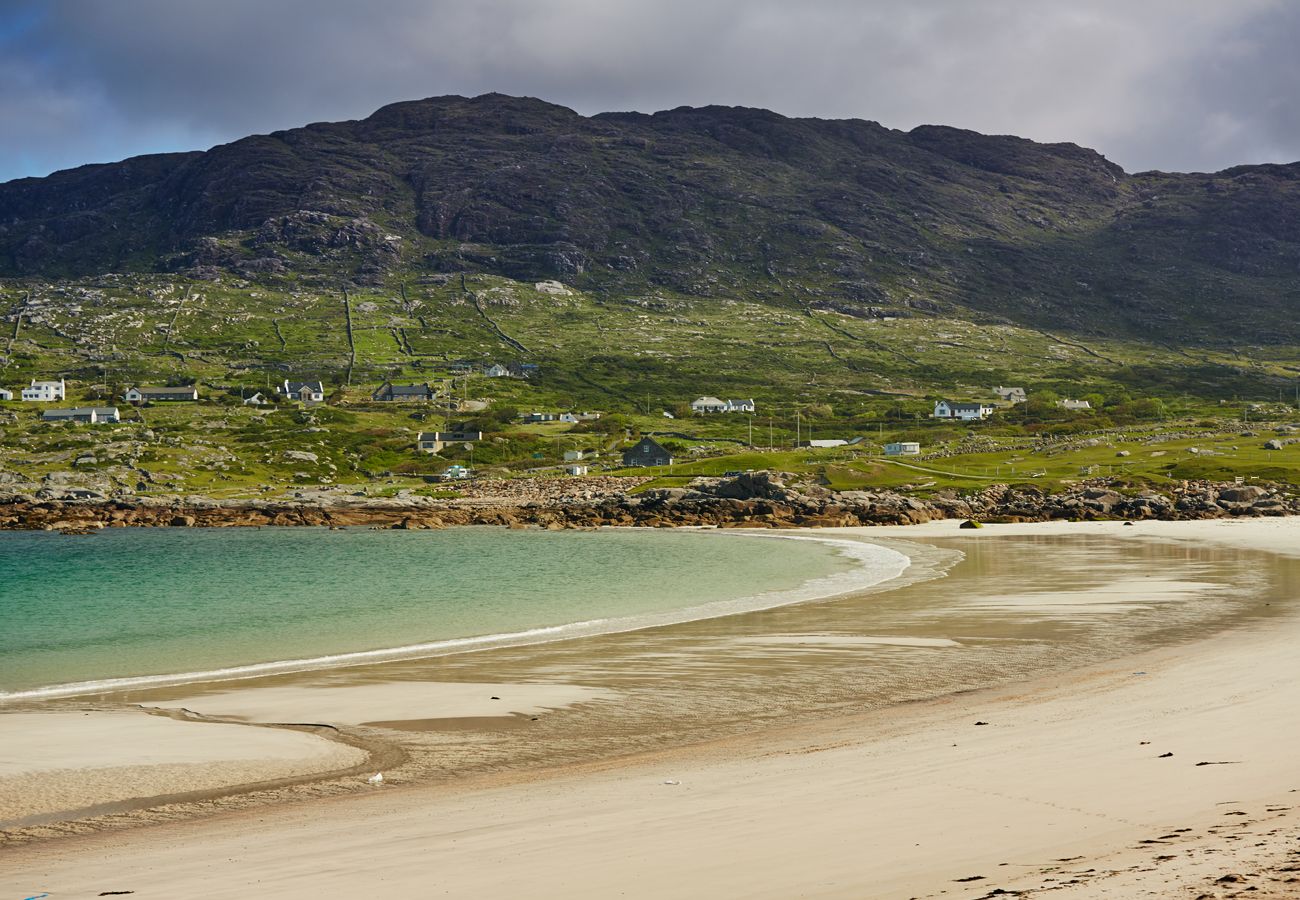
[795,410,801,449]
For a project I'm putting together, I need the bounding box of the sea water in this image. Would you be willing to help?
[0,527,908,698]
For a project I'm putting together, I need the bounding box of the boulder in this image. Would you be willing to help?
[1217,485,1267,504]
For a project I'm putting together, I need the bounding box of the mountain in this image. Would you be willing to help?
[2,92,1299,344]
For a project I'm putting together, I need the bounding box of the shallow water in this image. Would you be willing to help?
[0,526,900,697]
[198,531,1293,784]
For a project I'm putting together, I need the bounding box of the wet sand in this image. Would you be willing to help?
[3,519,1300,897]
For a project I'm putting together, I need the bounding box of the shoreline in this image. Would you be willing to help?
[0,530,920,703]
[2,471,1298,535]
[4,518,1300,897]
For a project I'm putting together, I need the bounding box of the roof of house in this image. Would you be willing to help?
[626,436,671,455]
[130,385,197,395]
[376,382,433,397]
[43,406,118,418]
[418,430,482,440]
[692,396,725,405]
[285,380,324,393]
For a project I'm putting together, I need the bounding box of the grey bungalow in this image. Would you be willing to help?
[622,437,673,468]
[372,382,435,402]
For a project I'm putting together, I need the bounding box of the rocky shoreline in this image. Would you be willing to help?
[2,471,1297,534]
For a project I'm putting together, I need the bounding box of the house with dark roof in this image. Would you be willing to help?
[42,407,120,424]
[279,379,326,403]
[622,437,673,468]
[123,385,199,404]
[372,382,435,402]
[933,400,995,421]
[417,429,483,453]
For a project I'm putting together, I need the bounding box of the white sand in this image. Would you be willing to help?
[156,680,618,727]
[4,518,1299,898]
[0,709,365,826]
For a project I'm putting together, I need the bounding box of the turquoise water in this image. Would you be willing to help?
[0,527,905,698]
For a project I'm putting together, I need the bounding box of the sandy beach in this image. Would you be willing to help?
[4,518,1300,898]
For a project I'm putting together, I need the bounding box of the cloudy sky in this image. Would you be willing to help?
[2,0,1298,183]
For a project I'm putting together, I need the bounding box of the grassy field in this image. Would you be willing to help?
[2,271,1298,496]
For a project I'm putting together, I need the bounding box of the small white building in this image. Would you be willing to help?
[691,396,756,414]
[563,449,587,462]
[484,364,510,378]
[933,400,995,421]
[243,392,269,406]
[279,380,325,403]
[42,406,120,424]
[884,441,921,456]
[994,386,1027,404]
[0,388,12,401]
[124,385,199,403]
[22,379,65,402]
[564,464,589,476]
[1057,398,1093,410]
[417,429,483,453]
[803,439,848,448]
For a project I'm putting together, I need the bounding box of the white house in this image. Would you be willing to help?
[243,392,269,406]
[933,400,995,421]
[563,449,587,462]
[0,388,12,401]
[42,406,120,424]
[484,364,510,378]
[1057,398,1093,411]
[884,441,921,456]
[993,386,1027,404]
[802,439,848,448]
[691,396,728,414]
[564,464,589,476]
[22,379,65,402]
[279,380,325,403]
[691,396,756,414]
[124,385,199,403]
[417,429,483,453]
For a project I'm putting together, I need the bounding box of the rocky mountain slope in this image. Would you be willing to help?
[2,93,1298,344]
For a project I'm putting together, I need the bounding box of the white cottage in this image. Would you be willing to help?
[21,379,65,402]
[933,400,995,421]
[884,441,921,456]
[691,397,756,414]
[279,380,325,403]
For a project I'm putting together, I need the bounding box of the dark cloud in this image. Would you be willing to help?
[1,0,1296,182]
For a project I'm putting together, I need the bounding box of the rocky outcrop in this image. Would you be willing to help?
[1,472,1295,533]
